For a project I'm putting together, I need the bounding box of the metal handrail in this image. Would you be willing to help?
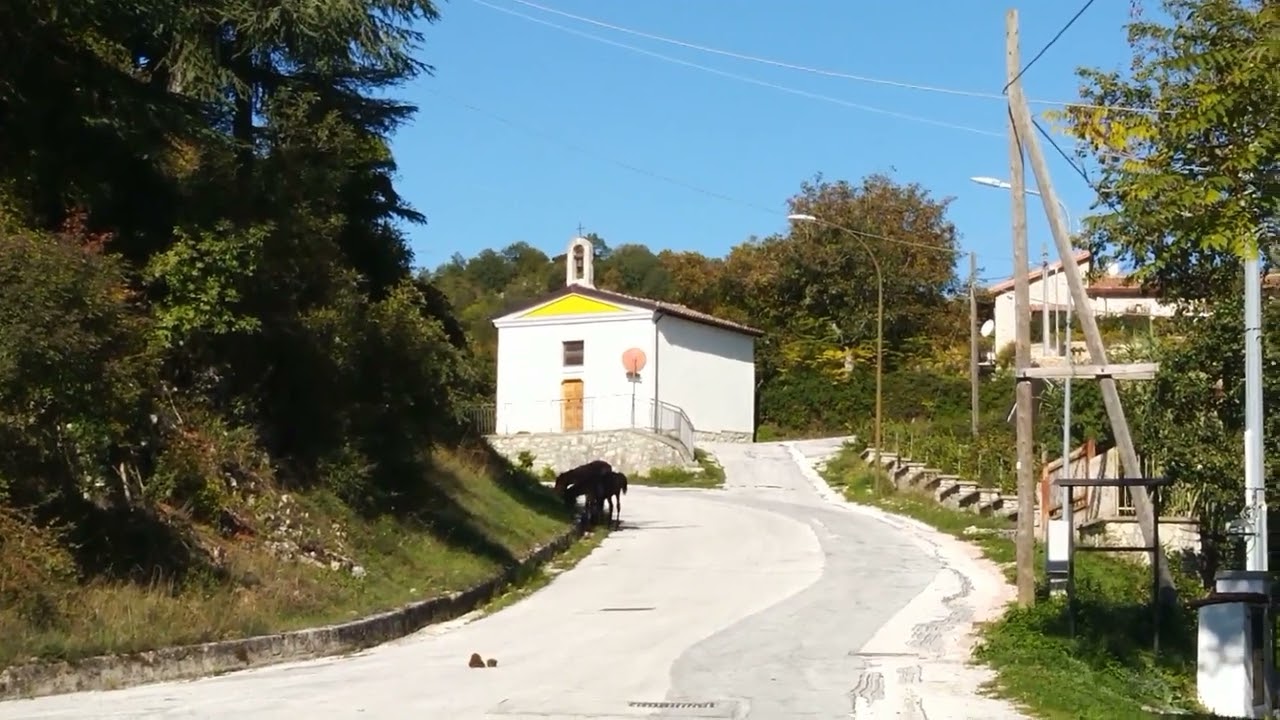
[461,395,698,459]
[649,398,696,458]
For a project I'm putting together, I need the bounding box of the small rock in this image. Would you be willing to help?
[486,658,497,667]
[468,652,485,668]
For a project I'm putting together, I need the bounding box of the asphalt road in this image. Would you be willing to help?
[0,439,1025,719]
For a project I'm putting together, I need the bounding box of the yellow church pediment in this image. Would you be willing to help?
[520,292,628,318]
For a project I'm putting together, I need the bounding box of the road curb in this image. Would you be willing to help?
[0,524,583,701]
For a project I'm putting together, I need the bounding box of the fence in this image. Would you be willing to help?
[462,404,496,435]
[650,399,696,458]
[461,394,696,458]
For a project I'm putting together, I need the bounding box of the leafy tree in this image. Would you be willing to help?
[1052,0,1280,581]
[0,0,501,558]
[1051,0,1280,304]
[598,244,672,298]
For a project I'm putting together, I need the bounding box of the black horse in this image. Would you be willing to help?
[556,460,613,527]
[597,470,628,529]
[562,468,628,530]
[563,479,606,528]
[555,460,612,497]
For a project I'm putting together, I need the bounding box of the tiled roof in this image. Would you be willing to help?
[986,250,1092,295]
[496,284,765,337]
[1089,272,1280,298]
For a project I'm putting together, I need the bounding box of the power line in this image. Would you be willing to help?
[1004,0,1097,92]
[497,0,1154,115]
[1033,119,1094,188]
[1031,118,1125,218]
[466,0,1003,139]
[423,87,1002,261]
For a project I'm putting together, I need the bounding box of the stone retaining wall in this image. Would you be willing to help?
[1079,516,1201,561]
[693,430,753,444]
[485,429,692,475]
[0,525,582,701]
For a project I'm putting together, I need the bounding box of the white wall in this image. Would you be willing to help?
[494,313,657,433]
[656,315,755,436]
[993,259,1093,354]
[991,260,1181,355]
[1092,295,1179,318]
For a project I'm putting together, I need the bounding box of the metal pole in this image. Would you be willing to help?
[874,259,884,479]
[1245,245,1267,571]
[970,251,981,437]
[1062,294,1074,530]
[1041,243,1050,357]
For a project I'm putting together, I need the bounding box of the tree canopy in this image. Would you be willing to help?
[1051,0,1280,303]
[0,0,477,522]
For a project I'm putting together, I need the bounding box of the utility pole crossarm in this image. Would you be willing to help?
[1005,51,1177,600]
[1017,363,1159,380]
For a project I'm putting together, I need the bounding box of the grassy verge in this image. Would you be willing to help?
[631,449,726,489]
[481,525,610,616]
[821,446,1201,720]
[0,444,576,667]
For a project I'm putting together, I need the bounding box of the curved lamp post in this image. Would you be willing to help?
[787,213,884,473]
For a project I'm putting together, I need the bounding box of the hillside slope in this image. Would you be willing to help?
[0,443,570,667]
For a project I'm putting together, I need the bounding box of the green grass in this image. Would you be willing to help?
[631,449,726,489]
[480,524,609,616]
[0,446,578,666]
[821,446,1202,720]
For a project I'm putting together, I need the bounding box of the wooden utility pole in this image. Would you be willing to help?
[1007,8,1036,606]
[1007,41,1176,600]
[969,251,980,437]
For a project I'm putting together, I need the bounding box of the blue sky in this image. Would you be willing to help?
[389,0,1146,286]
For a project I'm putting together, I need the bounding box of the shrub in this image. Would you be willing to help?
[0,226,158,508]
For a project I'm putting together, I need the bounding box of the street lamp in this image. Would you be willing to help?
[971,174,1079,357]
[972,174,1079,580]
[970,176,1074,233]
[787,213,884,474]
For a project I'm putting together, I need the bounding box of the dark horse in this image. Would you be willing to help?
[555,460,612,496]
[563,479,606,528]
[556,460,613,527]
[560,468,628,530]
[597,470,628,529]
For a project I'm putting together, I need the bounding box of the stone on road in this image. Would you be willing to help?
[0,439,1026,719]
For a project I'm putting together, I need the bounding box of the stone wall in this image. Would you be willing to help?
[1078,517,1201,564]
[485,429,692,476]
[694,430,753,444]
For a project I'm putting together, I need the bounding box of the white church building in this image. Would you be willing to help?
[490,237,762,446]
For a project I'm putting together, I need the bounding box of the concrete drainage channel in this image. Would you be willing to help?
[487,698,746,718]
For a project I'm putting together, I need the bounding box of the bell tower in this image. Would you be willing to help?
[565,236,595,288]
